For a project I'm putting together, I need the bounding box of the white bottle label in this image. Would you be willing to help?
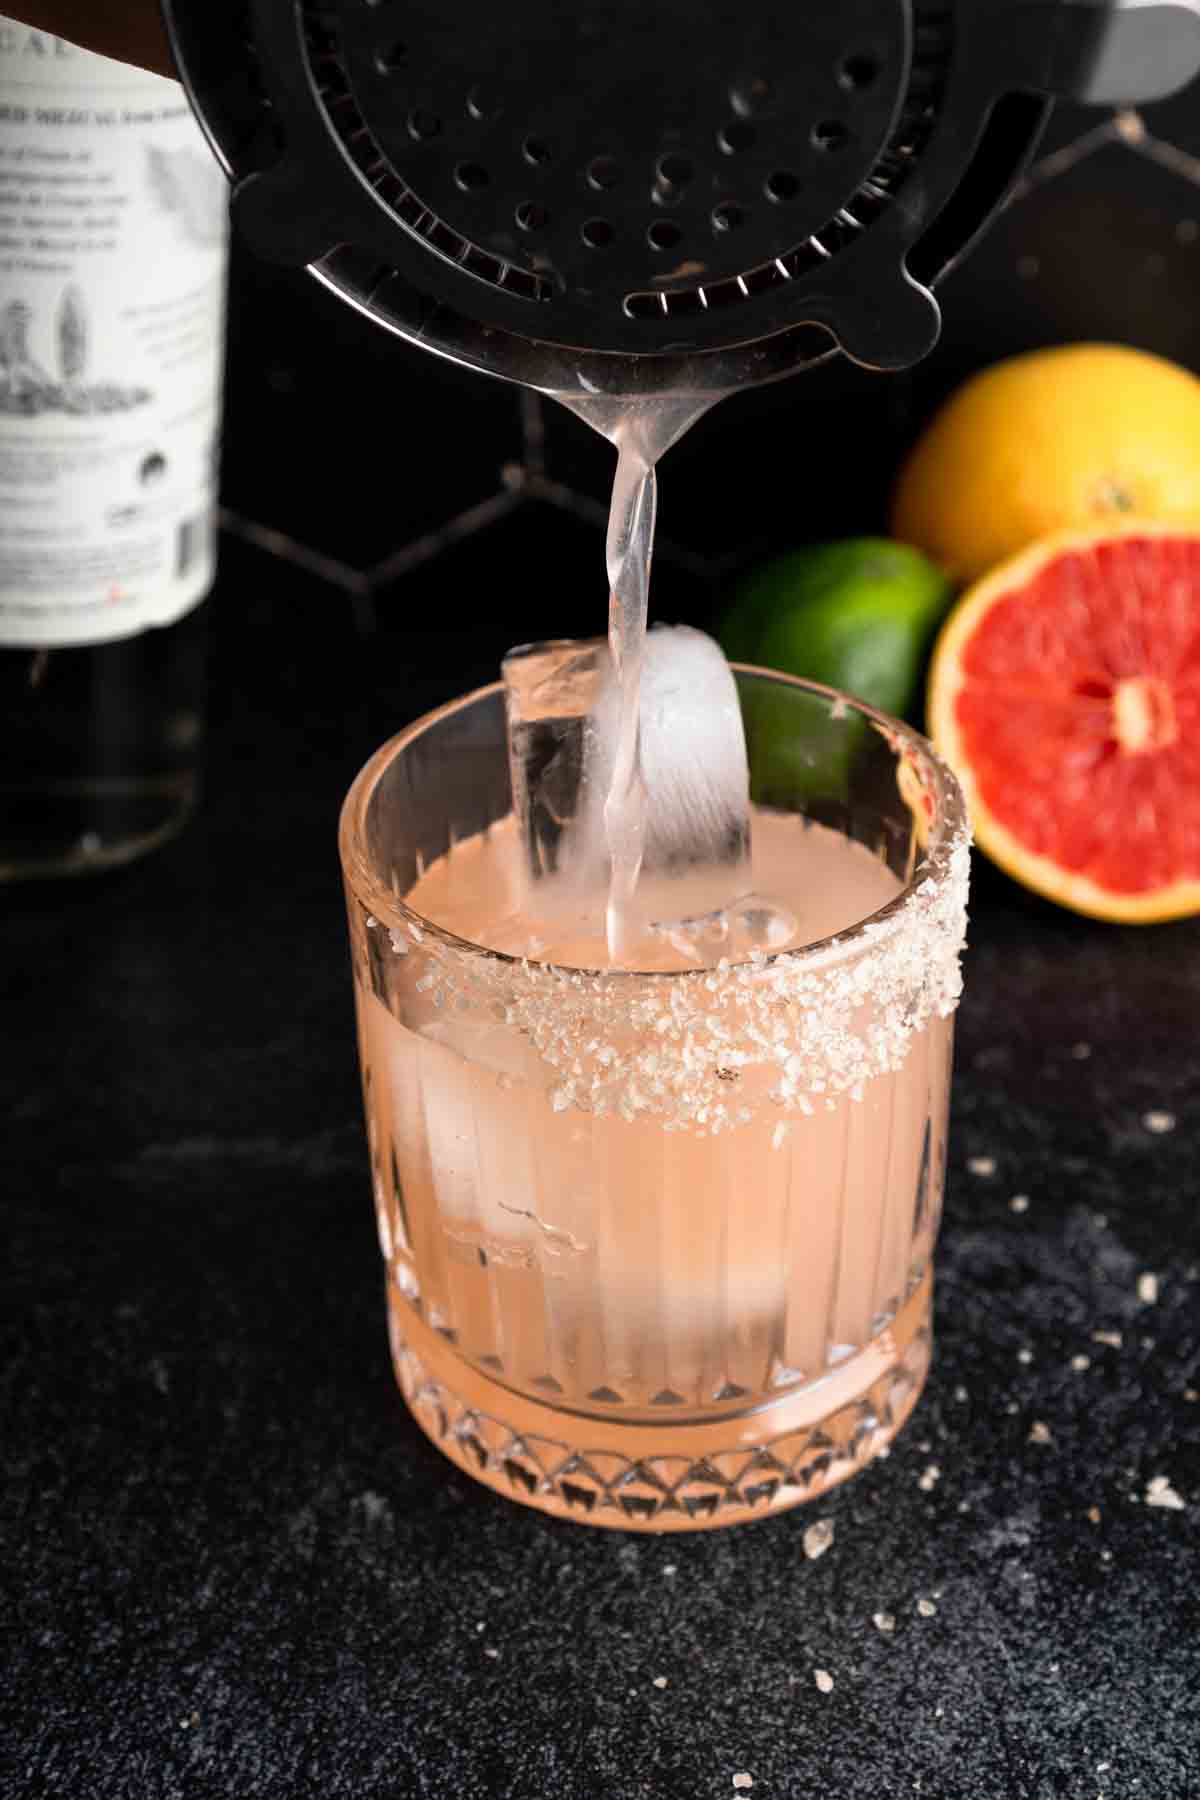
[0,26,228,647]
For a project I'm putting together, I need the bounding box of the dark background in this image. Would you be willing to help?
[6,90,1200,1800]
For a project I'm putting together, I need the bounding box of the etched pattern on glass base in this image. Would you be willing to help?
[388,1276,933,1532]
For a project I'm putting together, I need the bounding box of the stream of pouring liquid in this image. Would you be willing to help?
[555,392,723,963]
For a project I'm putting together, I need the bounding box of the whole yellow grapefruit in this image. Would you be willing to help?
[893,345,1200,585]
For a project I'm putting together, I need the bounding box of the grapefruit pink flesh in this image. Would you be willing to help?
[930,525,1200,919]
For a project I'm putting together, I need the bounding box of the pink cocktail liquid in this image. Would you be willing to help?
[352,804,963,1530]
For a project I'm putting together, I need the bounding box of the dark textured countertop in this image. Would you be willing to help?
[6,532,1200,1800]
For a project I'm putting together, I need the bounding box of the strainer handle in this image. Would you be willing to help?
[1019,0,1200,104]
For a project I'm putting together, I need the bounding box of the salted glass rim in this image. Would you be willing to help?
[338,664,970,980]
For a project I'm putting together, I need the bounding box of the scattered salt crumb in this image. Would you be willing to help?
[1009,1194,1030,1214]
[484,1646,500,1659]
[957,1501,970,1514]
[967,1156,996,1177]
[814,1669,834,1694]
[1146,1475,1185,1511]
[1092,1329,1123,1348]
[1137,1272,1159,1305]
[873,1612,896,1633]
[1005,1401,1019,1415]
[875,1444,891,1460]
[1017,1348,1033,1365]
[663,1564,677,1576]
[1115,107,1146,143]
[804,1518,835,1561]
[1101,1550,1113,1562]
[732,1773,754,1789]
[1070,1042,1092,1059]
[1071,1354,1092,1372]
[918,1464,941,1493]
[1029,1421,1053,1446]
[1097,1765,1111,1775]
[772,1121,791,1151]
[1142,1110,1176,1134]
[1087,1506,1102,1524]
[916,1598,937,1618]
[1185,1389,1198,1403]
[954,1386,968,1403]
[475,1621,485,1633]
[653,1676,669,1689]
[365,915,377,929]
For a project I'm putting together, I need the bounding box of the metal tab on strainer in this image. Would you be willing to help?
[164,0,1200,391]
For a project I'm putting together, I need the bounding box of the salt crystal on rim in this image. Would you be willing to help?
[967,1156,996,1177]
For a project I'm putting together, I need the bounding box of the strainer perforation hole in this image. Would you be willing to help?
[454,161,489,192]
[839,53,878,90]
[711,202,746,233]
[657,153,694,188]
[466,85,498,122]
[581,217,615,248]
[812,119,850,151]
[765,169,800,203]
[407,108,441,141]
[375,40,407,73]
[515,200,548,232]
[717,121,756,155]
[730,77,773,117]
[647,219,682,251]
[522,135,554,166]
[588,156,621,191]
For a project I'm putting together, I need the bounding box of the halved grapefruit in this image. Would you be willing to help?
[928,521,1200,923]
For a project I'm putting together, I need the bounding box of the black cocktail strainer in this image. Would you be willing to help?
[163,0,1200,392]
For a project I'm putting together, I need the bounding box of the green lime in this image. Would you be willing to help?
[721,539,952,808]
[721,538,953,722]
